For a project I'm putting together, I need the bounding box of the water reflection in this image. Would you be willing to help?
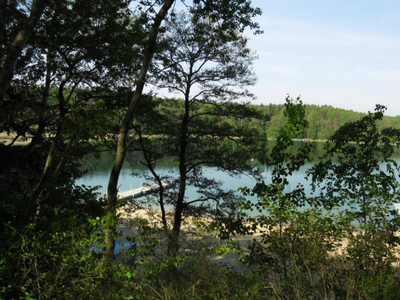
[77,141,321,198]
[77,141,400,203]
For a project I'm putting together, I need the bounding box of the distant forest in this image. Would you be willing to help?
[157,98,400,141]
[255,103,400,140]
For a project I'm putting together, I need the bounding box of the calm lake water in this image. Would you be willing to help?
[77,141,400,205]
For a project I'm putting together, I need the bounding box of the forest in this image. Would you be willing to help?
[2,1,400,299]
[258,103,400,140]
[129,99,400,141]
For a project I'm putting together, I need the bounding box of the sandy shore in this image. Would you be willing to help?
[0,132,31,145]
[116,205,260,269]
[116,204,400,270]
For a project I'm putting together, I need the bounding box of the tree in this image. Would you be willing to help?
[103,0,176,263]
[307,105,400,297]
[104,0,262,262]
[0,0,47,103]
[27,0,140,222]
[231,102,400,298]
[0,2,146,296]
[309,105,400,225]
[139,11,260,257]
[0,0,140,231]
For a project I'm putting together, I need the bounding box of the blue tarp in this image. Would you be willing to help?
[92,241,137,266]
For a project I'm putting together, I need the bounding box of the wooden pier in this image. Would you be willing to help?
[118,181,176,200]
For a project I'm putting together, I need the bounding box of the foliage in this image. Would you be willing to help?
[310,105,400,213]
[255,102,400,140]
[307,104,400,298]
[3,97,400,299]
[230,101,400,299]
[1,0,139,136]
[0,0,139,229]
[127,10,262,257]
[0,0,264,297]
[3,0,400,298]
[0,218,138,299]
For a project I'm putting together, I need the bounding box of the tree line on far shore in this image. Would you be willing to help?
[255,102,400,140]
[139,98,400,141]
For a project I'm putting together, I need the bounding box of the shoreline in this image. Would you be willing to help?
[117,205,261,268]
[116,205,400,269]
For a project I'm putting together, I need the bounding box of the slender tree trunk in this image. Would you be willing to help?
[23,78,67,224]
[37,136,76,219]
[24,51,52,158]
[167,86,191,258]
[24,116,61,223]
[0,0,47,105]
[0,0,6,45]
[103,0,175,263]
[167,170,186,257]
[136,126,169,230]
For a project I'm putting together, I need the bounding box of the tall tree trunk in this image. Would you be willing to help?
[0,0,6,45]
[167,86,191,258]
[103,0,175,263]
[0,0,47,105]
[167,171,186,257]
[24,51,52,159]
[23,77,67,224]
[36,136,76,219]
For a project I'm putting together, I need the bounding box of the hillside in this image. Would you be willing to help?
[256,103,400,140]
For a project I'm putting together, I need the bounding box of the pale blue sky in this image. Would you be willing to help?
[247,0,400,116]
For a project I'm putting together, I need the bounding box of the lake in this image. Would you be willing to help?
[78,145,315,198]
[77,141,400,208]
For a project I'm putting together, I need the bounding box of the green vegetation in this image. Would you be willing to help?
[130,98,400,142]
[2,1,400,299]
[133,11,262,258]
[256,102,400,140]
[233,99,400,298]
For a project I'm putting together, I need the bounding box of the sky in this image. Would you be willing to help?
[245,0,400,116]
